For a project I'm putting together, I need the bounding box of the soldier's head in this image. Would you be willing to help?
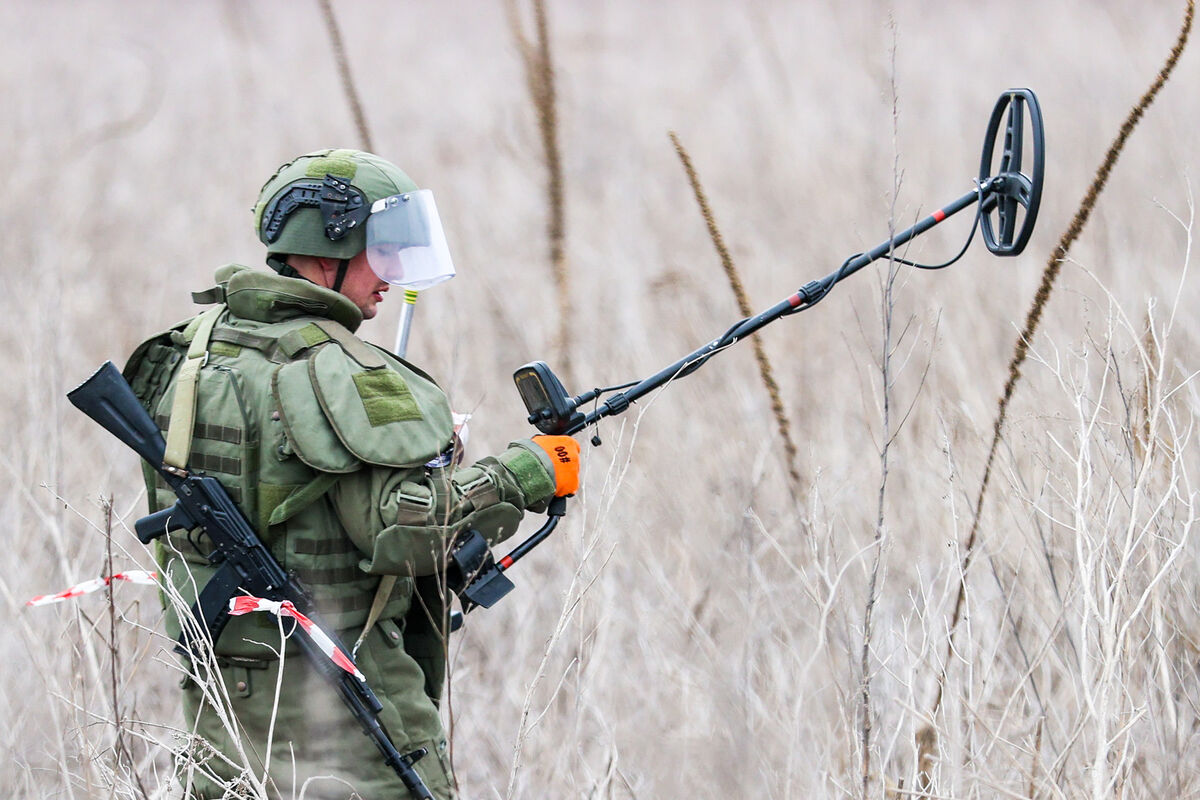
[253,149,455,319]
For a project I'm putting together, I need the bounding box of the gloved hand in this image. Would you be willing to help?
[531,435,581,497]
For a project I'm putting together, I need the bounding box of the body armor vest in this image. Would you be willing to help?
[124,267,454,657]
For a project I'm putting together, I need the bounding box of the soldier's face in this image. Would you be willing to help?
[338,250,390,320]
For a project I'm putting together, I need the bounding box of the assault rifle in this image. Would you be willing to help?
[68,361,435,800]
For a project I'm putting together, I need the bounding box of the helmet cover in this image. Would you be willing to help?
[253,149,419,261]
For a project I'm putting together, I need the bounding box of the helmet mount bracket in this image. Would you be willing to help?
[319,174,370,241]
[260,173,370,245]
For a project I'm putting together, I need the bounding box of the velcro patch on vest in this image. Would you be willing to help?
[211,327,282,355]
[352,370,423,426]
[299,323,331,347]
[498,445,556,504]
[278,323,332,359]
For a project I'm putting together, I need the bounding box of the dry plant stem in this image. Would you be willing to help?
[668,130,805,501]
[1056,286,1195,797]
[1137,314,1158,459]
[504,411,642,799]
[104,496,150,800]
[261,619,289,785]
[1028,716,1043,798]
[165,548,273,797]
[317,0,374,152]
[507,0,571,374]
[932,0,1196,720]
[425,480,462,795]
[861,20,901,797]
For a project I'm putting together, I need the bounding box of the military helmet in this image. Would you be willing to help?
[253,148,419,261]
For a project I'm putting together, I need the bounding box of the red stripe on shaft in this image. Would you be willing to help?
[788,293,802,308]
[499,555,513,570]
[932,209,946,223]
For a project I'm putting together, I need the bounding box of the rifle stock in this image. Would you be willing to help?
[68,362,173,482]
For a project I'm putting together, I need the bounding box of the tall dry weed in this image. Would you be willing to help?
[506,0,571,377]
[669,130,805,502]
[925,4,1195,788]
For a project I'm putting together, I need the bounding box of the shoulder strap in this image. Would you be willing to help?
[162,306,224,473]
[233,318,388,367]
[312,319,387,369]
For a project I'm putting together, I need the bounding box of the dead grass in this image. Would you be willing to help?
[2,1,1199,798]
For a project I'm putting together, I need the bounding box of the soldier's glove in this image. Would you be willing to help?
[531,435,581,496]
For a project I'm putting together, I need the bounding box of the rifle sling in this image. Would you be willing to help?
[163,306,223,471]
[353,575,397,658]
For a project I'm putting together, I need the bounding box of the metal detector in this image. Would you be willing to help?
[457,88,1046,612]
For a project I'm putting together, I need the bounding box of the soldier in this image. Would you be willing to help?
[123,149,579,798]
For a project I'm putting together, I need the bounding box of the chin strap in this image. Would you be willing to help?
[268,255,350,293]
[267,256,307,281]
[331,258,351,293]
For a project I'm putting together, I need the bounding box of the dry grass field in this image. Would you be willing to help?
[3,1,1199,797]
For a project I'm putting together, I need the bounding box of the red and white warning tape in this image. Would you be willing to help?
[228,596,365,681]
[27,575,361,681]
[26,571,159,607]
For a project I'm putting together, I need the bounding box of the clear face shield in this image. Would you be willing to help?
[365,190,456,290]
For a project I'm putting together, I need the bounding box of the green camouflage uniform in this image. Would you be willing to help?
[125,264,556,799]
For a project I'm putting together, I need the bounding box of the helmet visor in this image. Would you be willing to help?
[365,190,456,290]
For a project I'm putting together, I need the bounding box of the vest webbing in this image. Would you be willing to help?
[163,306,223,471]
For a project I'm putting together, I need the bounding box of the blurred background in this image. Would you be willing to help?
[2,1,1199,796]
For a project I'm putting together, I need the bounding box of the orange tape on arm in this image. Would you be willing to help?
[531,435,581,497]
